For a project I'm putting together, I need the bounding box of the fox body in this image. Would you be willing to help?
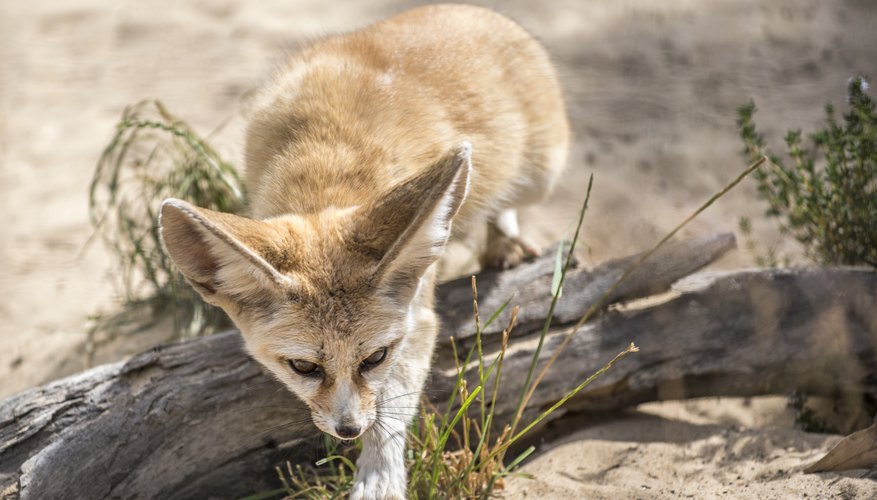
[159,4,568,499]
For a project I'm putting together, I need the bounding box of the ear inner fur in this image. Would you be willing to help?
[349,143,472,284]
[159,199,293,301]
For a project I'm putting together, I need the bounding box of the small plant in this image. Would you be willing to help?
[737,76,877,268]
[737,216,790,268]
[90,100,245,341]
[240,436,358,500]
[405,295,530,498]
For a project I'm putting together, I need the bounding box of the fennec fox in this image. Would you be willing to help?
[159,4,568,498]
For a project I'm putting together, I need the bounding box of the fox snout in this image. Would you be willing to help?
[334,423,361,440]
[311,376,377,441]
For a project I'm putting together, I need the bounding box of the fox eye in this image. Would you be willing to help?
[288,359,322,377]
[360,347,388,372]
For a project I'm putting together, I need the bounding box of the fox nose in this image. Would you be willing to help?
[335,424,361,439]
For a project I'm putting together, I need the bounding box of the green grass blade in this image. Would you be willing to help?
[237,489,286,500]
[482,296,512,330]
[551,241,565,298]
[509,173,593,438]
[503,445,535,473]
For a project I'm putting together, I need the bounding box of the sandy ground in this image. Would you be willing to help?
[2,0,876,497]
[506,397,877,499]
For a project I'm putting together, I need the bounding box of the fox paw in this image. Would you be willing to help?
[349,468,406,500]
[480,235,540,270]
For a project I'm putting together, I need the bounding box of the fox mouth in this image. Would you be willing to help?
[316,415,373,440]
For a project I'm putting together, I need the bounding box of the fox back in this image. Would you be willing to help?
[244,4,569,228]
[160,5,568,498]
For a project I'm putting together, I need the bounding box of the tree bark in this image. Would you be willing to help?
[2,233,875,499]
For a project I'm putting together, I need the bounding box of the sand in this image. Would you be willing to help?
[2,0,876,497]
[505,397,877,498]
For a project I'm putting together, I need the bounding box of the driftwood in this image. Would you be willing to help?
[2,233,876,499]
[805,421,877,473]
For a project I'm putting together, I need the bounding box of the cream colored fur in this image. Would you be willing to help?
[159,4,568,499]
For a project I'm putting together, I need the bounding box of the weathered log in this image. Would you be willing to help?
[3,234,876,499]
[0,334,315,500]
[435,232,737,347]
[462,268,877,426]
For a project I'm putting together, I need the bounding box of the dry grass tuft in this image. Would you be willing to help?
[89,100,244,351]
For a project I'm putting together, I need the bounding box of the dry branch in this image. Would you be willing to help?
[3,233,876,499]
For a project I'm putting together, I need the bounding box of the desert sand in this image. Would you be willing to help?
[2,0,876,498]
[506,397,877,498]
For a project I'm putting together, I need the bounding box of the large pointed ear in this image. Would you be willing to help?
[159,199,293,307]
[349,142,472,297]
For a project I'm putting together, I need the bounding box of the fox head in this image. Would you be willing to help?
[159,144,471,439]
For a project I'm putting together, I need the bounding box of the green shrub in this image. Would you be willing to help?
[90,100,244,340]
[737,77,876,268]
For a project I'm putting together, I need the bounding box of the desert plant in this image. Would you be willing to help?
[90,100,244,340]
[737,76,876,268]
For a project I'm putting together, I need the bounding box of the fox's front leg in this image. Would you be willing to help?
[349,379,416,500]
[350,299,438,500]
